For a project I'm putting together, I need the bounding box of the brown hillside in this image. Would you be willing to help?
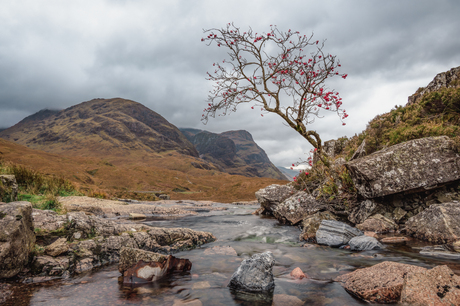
[0,98,198,158]
[0,138,284,202]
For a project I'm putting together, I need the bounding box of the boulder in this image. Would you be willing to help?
[45,238,68,257]
[255,184,295,214]
[119,247,191,284]
[348,199,379,224]
[0,201,36,278]
[272,192,326,225]
[203,246,237,256]
[316,220,363,247]
[0,175,18,203]
[128,213,146,219]
[348,235,384,251]
[380,236,411,244]
[401,265,460,305]
[356,214,397,233]
[299,211,337,241]
[419,245,460,259]
[346,136,460,198]
[228,251,275,292]
[272,294,304,306]
[335,261,426,303]
[31,255,70,276]
[405,202,460,243]
[453,240,460,252]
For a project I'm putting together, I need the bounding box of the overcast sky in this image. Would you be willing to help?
[1,1,459,167]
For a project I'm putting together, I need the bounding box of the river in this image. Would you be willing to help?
[6,203,460,305]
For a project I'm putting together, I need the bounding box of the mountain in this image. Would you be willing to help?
[180,128,287,180]
[0,98,198,158]
[277,166,299,181]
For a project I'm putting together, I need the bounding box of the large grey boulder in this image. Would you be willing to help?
[228,251,275,292]
[0,201,36,278]
[348,235,384,251]
[272,192,326,225]
[300,211,337,241]
[405,202,460,243]
[346,136,460,198]
[0,175,18,203]
[316,220,363,247]
[255,184,295,214]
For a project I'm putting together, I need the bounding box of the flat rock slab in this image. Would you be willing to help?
[405,202,460,243]
[335,261,427,303]
[348,235,384,251]
[346,136,460,198]
[316,220,363,247]
[401,265,460,305]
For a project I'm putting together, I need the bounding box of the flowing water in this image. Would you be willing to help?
[5,203,460,305]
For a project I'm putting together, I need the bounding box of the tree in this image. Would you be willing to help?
[201,23,348,166]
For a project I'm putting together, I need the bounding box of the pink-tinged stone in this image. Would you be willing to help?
[335,261,426,303]
[380,236,411,243]
[272,294,304,306]
[290,267,307,279]
[401,265,460,305]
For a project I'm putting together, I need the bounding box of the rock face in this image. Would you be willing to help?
[346,136,460,199]
[228,251,275,292]
[299,211,337,241]
[180,128,286,180]
[347,199,378,224]
[348,235,384,251]
[0,175,18,202]
[407,66,460,105]
[335,261,426,303]
[401,265,460,305]
[0,201,36,278]
[119,247,192,284]
[405,202,460,243]
[315,220,363,247]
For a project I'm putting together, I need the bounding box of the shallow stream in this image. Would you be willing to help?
[6,203,460,305]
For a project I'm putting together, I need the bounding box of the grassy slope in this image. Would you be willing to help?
[0,138,285,202]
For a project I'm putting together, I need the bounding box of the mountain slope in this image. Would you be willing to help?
[0,98,198,158]
[180,128,287,180]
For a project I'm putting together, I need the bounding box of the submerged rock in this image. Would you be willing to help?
[316,220,363,247]
[0,201,36,279]
[290,267,307,279]
[419,245,460,259]
[335,261,426,303]
[348,235,384,251]
[228,251,275,292]
[401,265,460,305]
[405,202,460,243]
[346,136,460,198]
[119,247,191,284]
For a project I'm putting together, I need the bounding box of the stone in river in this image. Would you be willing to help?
[348,235,384,251]
[419,245,460,259]
[290,267,307,279]
[316,220,363,247]
[228,251,275,292]
[335,261,426,303]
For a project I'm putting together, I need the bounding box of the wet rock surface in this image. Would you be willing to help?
[346,136,460,198]
[255,184,295,214]
[272,191,326,225]
[316,220,363,247]
[0,283,13,304]
[0,201,36,278]
[348,235,384,251]
[419,245,460,259]
[405,202,460,243]
[228,251,275,292]
[119,247,191,284]
[401,265,460,305]
[335,261,427,303]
